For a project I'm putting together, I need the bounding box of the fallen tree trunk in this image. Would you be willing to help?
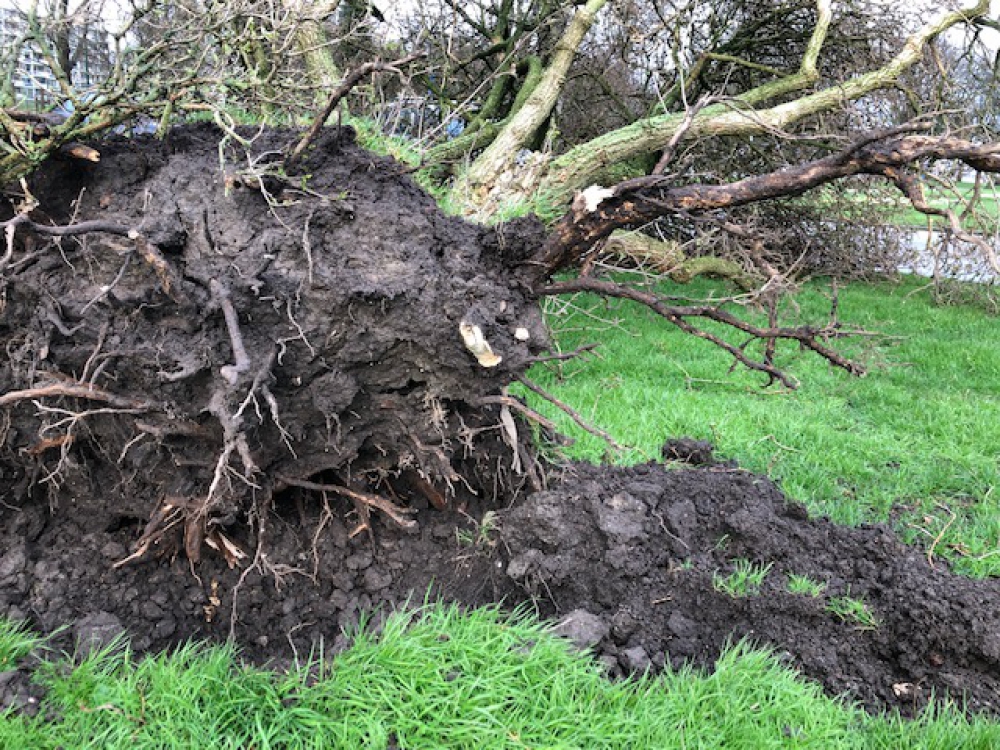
[527,126,1000,284]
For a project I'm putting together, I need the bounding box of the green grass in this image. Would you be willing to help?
[888,180,1000,229]
[520,274,1000,577]
[806,180,1000,229]
[3,606,999,749]
[712,559,773,597]
[786,574,828,598]
[826,593,880,632]
[0,619,41,671]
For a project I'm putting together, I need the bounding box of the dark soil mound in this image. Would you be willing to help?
[504,462,1000,716]
[3,461,1000,718]
[2,127,1000,721]
[2,122,546,562]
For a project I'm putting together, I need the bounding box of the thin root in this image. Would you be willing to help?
[276,474,418,531]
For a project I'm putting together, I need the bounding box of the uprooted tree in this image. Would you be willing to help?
[1,0,999,564]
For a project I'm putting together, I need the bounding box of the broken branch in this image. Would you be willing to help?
[516,375,625,451]
[539,276,865,387]
[526,128,1000,284]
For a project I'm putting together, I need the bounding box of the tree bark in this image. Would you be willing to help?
[459,0,609,203]
[524,0,988,210]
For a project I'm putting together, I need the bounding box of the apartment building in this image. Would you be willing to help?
[0,5,110,109]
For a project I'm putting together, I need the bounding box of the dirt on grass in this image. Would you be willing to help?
[1,126,999,720]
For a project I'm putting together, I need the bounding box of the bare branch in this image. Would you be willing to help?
[516,375,625,451]
[527,129,1000,283]
[539,276,867,388]
[286,52,426,167]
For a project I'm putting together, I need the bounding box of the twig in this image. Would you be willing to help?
[523,342,599,365]
[80,253,132,314]
[286,52,426,167]
[652,95,715,176]
[926,504,957,568]
[878,165,1000,274]
[516,375,625,451]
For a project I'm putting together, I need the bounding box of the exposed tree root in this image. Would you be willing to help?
[1,124,548,568]
[276,474,417,531]
[6,121,997,573]
[0,379,160,410]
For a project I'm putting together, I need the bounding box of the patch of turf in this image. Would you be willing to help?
[2,607,998,749]
[0,619,41,671]
[712,559,773,597]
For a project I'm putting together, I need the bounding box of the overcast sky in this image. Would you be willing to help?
[1,0,996,49]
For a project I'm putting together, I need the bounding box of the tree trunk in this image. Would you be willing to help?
[288,0,343,97]
[459,0,609,209]
[295,21,341,95]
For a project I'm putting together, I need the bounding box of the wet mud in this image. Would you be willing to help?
[3,460,1000,717]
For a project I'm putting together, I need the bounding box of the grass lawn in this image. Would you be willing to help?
[520,274,1000,578]
[814,179,1000,230]
[3,275,1000,747]
[3,606,1000,749]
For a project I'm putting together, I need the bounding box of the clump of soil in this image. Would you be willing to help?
[2,127,999,720]
[2,122,547,562]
